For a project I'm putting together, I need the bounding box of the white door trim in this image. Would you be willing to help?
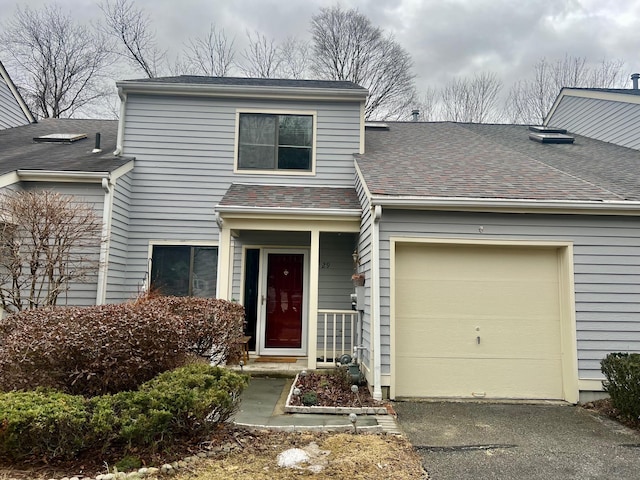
[257,248,309,356]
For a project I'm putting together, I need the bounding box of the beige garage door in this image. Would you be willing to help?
[394,243,565,400]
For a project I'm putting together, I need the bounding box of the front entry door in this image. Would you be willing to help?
[260,251,307,355]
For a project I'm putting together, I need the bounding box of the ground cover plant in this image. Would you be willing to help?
[0,364,248,463]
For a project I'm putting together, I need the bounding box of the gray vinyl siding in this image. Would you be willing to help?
[106,171,133,302]
[21,182,105,307]
[121,94,362,295]
[0,78,29,129]
[548,95,640,150]
[379,209,640,381]
[355,173,372,370]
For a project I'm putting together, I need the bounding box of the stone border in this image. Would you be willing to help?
[234,422,383,433]
[284,373,388,415]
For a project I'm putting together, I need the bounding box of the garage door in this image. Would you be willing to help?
[394,243,566,400]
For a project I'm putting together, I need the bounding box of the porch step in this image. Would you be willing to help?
[225,357,308,378]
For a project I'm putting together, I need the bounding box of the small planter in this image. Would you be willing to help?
[352,274,365,287]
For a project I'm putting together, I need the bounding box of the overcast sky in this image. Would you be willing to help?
[2,0,640,102]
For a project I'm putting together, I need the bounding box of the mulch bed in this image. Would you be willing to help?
[288,370,383,408]
[582,398,640,432]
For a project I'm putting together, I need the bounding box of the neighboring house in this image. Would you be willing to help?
[0,118,134,310]
[545,78,640,149]
[2,75,639,404]
[0,60,36,129]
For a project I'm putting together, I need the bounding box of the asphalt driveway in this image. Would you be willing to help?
[395,401,640,480]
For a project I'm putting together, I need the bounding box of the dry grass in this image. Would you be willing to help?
[165,432,423,480]
[0,431,425,480]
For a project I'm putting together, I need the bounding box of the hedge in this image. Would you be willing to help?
[0,364,248,462]
[601,352,640,420]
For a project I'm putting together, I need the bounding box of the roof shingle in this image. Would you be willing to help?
[218,184,361,212]
[356,122,640,201]
[0,118,131,176]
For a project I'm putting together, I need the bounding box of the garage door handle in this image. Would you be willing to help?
[477,336,481,345]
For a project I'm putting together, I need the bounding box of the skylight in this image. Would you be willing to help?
[529,125,568,134]
[528,125,574,144]
[529,132,575,144]
[33,133,88,143]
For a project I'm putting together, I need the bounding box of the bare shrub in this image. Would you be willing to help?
[138,295,245,363]
[0,190,102,314]
[0,302,188,395]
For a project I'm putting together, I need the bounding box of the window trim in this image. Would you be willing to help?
[148,240,219,297]
[234,108,317,176]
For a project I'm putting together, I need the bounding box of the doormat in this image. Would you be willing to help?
[254,357,299,363]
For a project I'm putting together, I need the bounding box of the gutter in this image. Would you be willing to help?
[369,195,640,215]
[116,81,368,102]
[215,205,362,217]
[16,170,108,183]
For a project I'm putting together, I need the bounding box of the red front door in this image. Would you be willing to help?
[265,253,304,349]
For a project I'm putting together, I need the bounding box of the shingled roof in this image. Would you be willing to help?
[0,118,131,176]
[217,184,361,213]
[356,122,640,202]
[120,76,366,91]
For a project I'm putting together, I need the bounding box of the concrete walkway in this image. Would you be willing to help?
[233,376,382,431]
[395,401,640,480]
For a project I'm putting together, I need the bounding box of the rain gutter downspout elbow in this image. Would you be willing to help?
[372,204,383,401]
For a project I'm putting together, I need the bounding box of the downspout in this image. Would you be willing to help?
[113,88,127,156]
[371,204,383,401]
[96,177,114,304]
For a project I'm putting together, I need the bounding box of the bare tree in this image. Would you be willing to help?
[278,37,310,79]
[0,191,102,313]
[0,4,113,118]
[410,87,439,122]
[99,0,166,78]
[238,30,283,78]
[506,55,627,124]
[310,5,415,120]
[183,24,236,76]
[440,72,503,123]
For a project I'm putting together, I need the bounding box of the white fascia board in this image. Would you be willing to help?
[216,205,362,217]
[371,195,640,215]
[109,160,135,182]
[0,171,20,188]
[116,81,368,102]
[17,170,109,183]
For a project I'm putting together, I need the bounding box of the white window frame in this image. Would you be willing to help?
[147,240,219,297]
[234,108,317,176]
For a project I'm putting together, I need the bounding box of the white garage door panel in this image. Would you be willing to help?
[395,357,563,399]
[395,243,565,399]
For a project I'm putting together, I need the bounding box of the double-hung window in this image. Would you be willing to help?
[150,245,218,297]
[237,113,314,172]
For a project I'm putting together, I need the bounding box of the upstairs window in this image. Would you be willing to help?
[238,113,314,172]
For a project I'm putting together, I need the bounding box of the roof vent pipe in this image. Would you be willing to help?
[92,132,102,154]
[632,73,640,90]
[411,109,420,122]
